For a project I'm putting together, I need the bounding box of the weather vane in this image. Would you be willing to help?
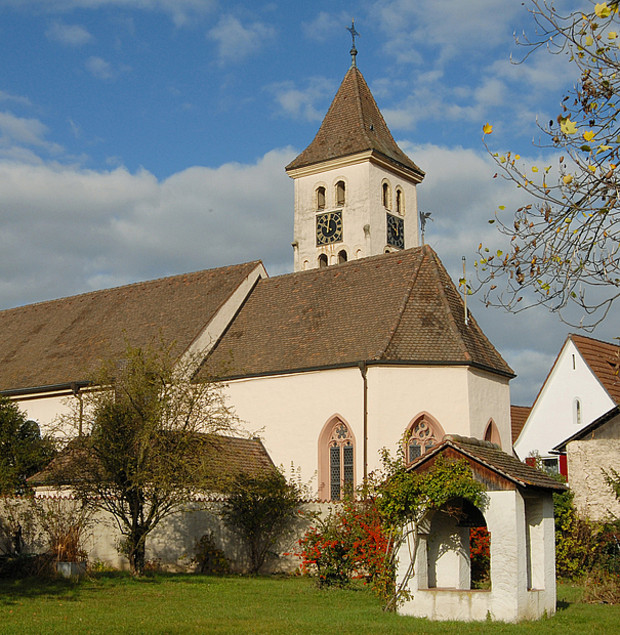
[347,19,359,67]
[419,210,433,245]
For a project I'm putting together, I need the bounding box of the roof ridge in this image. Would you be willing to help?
[374,246,427,360]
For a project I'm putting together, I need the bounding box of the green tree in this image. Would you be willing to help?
[478,1,620,327]
[0,397,55,495]
[220,469,302,574]
[58,343,237,575]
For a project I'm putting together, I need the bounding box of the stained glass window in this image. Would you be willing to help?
[327,420,354,500]
[405,417,441,463]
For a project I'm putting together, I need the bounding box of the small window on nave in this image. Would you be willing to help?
[317,186,326,210]
[336,181,346,206]
[405,415,444,463]
[318,253,328,268]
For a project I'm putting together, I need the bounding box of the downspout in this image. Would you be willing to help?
[358,361,368,490]
[71,383,83,437]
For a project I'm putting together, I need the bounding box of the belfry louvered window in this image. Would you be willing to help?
[328,421,354,500]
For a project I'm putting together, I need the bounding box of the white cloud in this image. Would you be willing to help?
[0,148,295,312]
[85,56,130,80]
[46,21,93,46]
[302,11,351,42]
[268,77,336,122]
[0,90,32,107]
[207,15,275,65]
[0,111,63,155]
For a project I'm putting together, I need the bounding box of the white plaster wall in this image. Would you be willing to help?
[13,393,76,439]
[567,439,620,521]
[226,364,511,496]
[292,159,419,271]
[514,340,615,460]
[466,369,511,450]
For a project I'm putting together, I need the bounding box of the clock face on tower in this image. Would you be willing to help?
[316,210,343,245]
[386,213,404,249]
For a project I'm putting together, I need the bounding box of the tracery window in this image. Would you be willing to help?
[327,421,354,500]
[405,415,444,463]
[336,180,346,206]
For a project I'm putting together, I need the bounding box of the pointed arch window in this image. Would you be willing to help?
[484,419,501,447]
[316,186,326,210]
[319,417,355,500]
[336,181,346,206]
[405,415,444,463]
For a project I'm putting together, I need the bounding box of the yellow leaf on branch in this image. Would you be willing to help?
[532,166,539,172]
[560,118,578,134]
[483,123,493,134]
[563,174,574,184]
[583,130,595,141]
[595,2,611,18]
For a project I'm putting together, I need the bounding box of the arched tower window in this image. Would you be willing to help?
[319,417,355,501]
[336,181,345,206]
[318,254,328,268]
[405,414,444,463]
[382,182,390,208]
[316,186,326,210]
[396,188,404,214]
[338,250,347,264]
[484,420,501,447]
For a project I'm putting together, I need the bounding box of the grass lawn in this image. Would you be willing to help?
[0,574,618,634]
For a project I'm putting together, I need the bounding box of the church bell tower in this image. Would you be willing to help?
[286,28,425,272]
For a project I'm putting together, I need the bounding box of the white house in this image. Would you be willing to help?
[513,334,620,475]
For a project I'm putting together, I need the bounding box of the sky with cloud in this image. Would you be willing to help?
[0,0,612,405]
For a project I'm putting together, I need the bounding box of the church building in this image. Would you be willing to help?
[0,49,514,500]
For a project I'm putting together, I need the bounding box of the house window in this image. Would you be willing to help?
[327,421,354,500]
[336,181,346,206]
[338,250,347,264]
[405,415,444,463]
[396,188,403,214]
[574,398,582,426]
[382,182,390,208]
[316,186,326,210]
[318,254,328,268]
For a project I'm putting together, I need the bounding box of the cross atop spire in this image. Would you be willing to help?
[347,19,359,67]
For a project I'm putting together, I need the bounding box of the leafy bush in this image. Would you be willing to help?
[469,526,490,589]
[220,469,302,574]
[192,533,230,575]
[296,500,394,601]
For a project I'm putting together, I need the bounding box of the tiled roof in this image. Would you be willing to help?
[285,66,424,179]
[510,405,531,445]
[0,261,261,393]
[29,433,276,491]
[409,435,566,492]
[571,334,620,404]
[200,246,513,380]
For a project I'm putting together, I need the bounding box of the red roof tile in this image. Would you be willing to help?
[571,334,620,404]
[510,405,531,445]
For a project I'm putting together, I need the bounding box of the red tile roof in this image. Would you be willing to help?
[285,66,424,180]
[201,246,513,380]
[510,405,531,445]
[409,435,566,492]
[0,262,262,392]
[571,334,620,404]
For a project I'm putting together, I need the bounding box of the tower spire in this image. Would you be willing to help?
[347,19,359,68]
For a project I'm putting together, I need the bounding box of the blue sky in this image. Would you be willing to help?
[0,0,611,405]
